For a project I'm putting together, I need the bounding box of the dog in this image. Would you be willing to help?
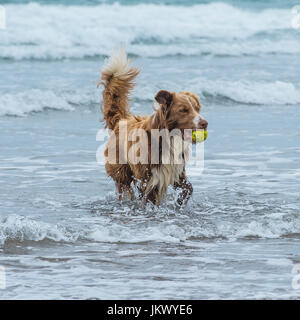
[99,48,207,206]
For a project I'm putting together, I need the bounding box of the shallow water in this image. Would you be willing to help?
[0,0,300,299]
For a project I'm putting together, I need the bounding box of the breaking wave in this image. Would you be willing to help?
[191,80,300,106]
[0,89,97,116]
[1,80,300,116]
[0,215,80,246]
[1,202,300,248]
[0,2,298,60]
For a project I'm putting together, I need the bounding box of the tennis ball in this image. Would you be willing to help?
[192,130,207,143]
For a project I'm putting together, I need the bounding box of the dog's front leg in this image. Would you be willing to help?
[143,186,160,206]
[173,174,193,206]
[115,182,134,201]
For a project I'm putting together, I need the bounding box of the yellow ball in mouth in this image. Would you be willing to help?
[192,130,208,143]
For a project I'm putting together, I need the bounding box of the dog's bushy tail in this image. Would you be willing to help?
[99,48,139,130]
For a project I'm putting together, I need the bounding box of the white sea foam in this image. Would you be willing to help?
[0,88,97,116]
[135,79,300,106]
[0,3,297,59]
[189,79,300,105]
[84,214,300,242]
[1,79,299,117]
[0,212,285,247]
[0,215,79,246]
[0,204,299,248]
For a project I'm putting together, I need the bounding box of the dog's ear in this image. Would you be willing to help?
[155,90,173,107]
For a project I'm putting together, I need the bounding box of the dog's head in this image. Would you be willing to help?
[153,90,208,141]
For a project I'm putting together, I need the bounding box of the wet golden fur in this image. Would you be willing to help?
[99,49,207,205]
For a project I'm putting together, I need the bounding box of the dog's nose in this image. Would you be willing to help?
[198,119,208,130]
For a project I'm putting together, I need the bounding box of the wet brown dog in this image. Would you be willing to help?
[99,49,207,206]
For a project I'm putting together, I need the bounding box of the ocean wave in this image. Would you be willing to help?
[1,79,299,117]
[1,211,300,248]
[0,2,297,60]
[0,89,97,116]
[0,215,80,246]
[133,79,300,106]
[2,183,300,249]
[189,80,300,105]
[85,195,300,242]
[87,220,300,243]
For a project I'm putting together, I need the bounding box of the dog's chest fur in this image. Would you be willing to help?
[148,138,186,197]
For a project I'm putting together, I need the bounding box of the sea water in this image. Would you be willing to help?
[0,0,300,299]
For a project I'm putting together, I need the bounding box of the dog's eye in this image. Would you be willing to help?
[180,107,189,113]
